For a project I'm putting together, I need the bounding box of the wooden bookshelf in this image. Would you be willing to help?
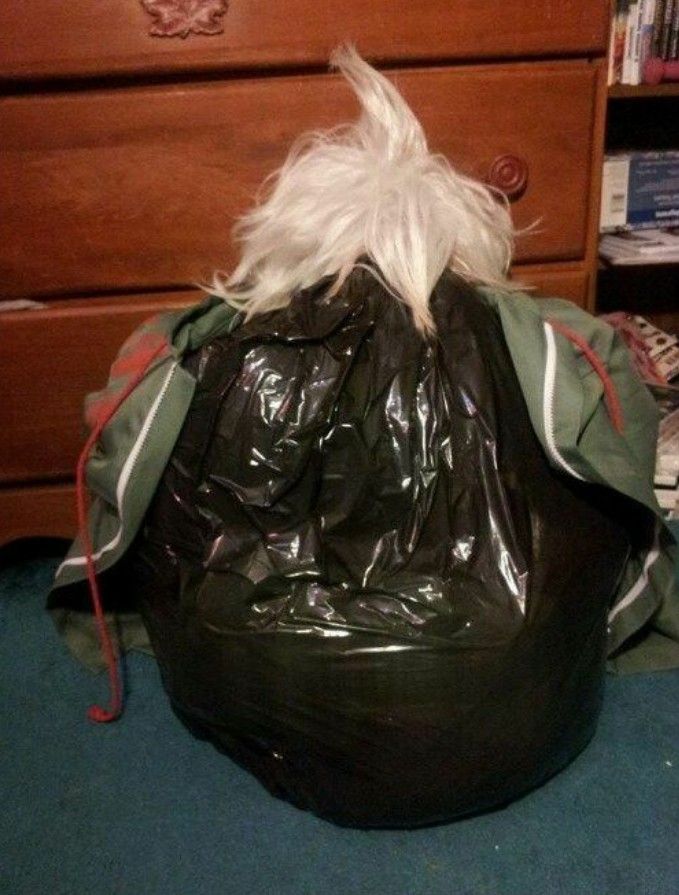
[598,69,679,333]
[598,259,679,332]
[609,83,679,99]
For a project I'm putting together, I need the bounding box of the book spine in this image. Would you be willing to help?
[628,153,679,227]
[670,0,679,56]
[601,157,630,231]
[640,0,658,76]
[652,0,667,57]
[661,0,676,57]
[601,152,679,231]
[608,8,616,85]
[615,0,631,83]
[623,1,639,82]
[631,0,645,82]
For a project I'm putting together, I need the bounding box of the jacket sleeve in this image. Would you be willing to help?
[49,297,238,668]
[482,288,679,673]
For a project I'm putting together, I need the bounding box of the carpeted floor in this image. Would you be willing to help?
[1,553,678,895]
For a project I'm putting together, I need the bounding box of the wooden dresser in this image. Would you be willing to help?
[0,0,610,546]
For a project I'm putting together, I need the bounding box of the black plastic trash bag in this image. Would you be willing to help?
[116,269,632,827]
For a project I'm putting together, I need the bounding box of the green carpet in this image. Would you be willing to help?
[1,553,677,895]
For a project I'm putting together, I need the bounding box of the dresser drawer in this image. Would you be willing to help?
[0,263,589,488]
[0,1,609,81]
[0,292,198,485]
[514,263,590,307]
[0,483,76,546]
[0,61,597,298]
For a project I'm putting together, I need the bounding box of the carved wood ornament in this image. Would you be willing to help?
[486,154,529,202]
[141,0,228,38]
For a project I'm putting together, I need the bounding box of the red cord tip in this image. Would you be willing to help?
[76,339,166,725]
[87,704,121,724]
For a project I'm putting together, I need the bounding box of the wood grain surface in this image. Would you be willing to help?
[0,1,609,81]
[0,291,198,485]
[0,61,597,298]
[0,483,76,547]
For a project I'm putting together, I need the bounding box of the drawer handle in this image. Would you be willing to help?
[486,154,529,202]
[141,0,228,38]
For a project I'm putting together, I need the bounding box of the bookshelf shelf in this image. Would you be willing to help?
[609,83,679,99]
[598,262,679,333]
[602,0,679,334]
[599,258,679,270]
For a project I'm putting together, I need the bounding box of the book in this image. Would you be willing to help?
[623,1,640,82]
[600,248,679,266]
[670,0,679,56]
[600,228,679,264]
[661,0,676,57]
[640,0,658,75]
[652,0,667,57]
[600,152,679,232]
[613,0,631,83]
[635,318,679,384]
[600,228,679,261]
[608,8,617,85]
[631,0,644,82]
[606,0,679,80]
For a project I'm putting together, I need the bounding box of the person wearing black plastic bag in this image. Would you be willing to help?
[50,46,679,828]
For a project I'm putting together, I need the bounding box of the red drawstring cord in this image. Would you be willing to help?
[77,341,167,723]
[547,319,624,435]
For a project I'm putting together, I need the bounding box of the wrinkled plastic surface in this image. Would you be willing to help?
[122,270,634,827]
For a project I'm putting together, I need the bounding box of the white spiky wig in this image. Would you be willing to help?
[207,45,520,334]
